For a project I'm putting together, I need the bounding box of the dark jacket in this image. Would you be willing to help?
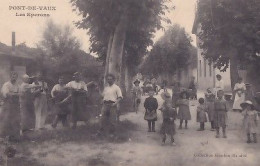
[144,96,158,111]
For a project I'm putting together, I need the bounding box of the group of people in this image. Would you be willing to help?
[0,72,49,141]
[133,73,258,146]
[0,71,123,142]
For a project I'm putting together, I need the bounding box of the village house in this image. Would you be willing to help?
[0,32,37,89]
[192,6,232,92]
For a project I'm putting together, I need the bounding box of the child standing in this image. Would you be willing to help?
[160,92,177,145]
[177,91,191,129]
[241,101,258,143]
[196,98,208,131]
[214,90,229,138]
[144,88,158,132]
[205,88,215,130]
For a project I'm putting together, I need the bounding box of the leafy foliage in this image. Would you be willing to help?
[197,0,260,72]
[37,20,102,84]
[141,24,195,76]
[70,0,172,69]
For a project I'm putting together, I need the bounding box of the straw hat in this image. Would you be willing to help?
[161,92,171,101]
[240,100,254,109]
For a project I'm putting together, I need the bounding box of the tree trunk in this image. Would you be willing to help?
[230,50,239,90]
[125,65,131,93]
[104,32,114,85]
[120,51,127,96]
[108,13,127,85]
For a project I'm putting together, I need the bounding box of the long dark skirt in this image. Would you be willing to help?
[0,96,20,138]
[20,93,35,131]
[71,91,88,123]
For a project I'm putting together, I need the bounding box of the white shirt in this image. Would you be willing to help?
[66,81,88,91]
[32,81,48,94]
[51,84,67,97]
[215,79,224,90]
[1,81,19,98]
[102,84,123,102]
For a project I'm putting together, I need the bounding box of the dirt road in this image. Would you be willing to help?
[1,91,260,166]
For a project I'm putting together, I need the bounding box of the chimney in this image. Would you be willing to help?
[11,32,15,55]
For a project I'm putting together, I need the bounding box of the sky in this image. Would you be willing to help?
[0,0,197,54]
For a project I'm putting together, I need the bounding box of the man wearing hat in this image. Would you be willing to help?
[132,79,142,113]
[66,72,88,129]
[241,100,258,143]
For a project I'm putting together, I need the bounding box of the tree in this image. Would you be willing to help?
[197,0,260,88]
[70,0,171,90]
[37,20,102,85]
[141,24,194,77]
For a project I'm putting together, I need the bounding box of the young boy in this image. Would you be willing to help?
[144,88,158,132]
[241,100,258,143]
[196,98,208,131]
[160,92,177,146]
[214,90,228,138]
[205,88,215,130]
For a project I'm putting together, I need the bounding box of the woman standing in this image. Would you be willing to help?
[232,77,246,112]
[0,72,20,141]
[20,75,40,134]
[51,76,70,128]
[66,72,88,129]
[32,74,48,130]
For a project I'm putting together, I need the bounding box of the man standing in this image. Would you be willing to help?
[100,74,123,135]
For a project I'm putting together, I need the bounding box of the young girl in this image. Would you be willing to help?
[177,91,191,129]
[241,101,258,143]
[205,88,215,130]
[196,98,208,131]
[214,90,228,138]
[160,92,177,145]
[144,88,158,132]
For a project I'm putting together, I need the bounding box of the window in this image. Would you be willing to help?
[199,60,202,77]
[204,59,207,77]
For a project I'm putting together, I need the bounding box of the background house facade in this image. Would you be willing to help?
[192,15,232,92]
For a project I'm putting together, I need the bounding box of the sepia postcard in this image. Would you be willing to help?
[0,0,259,166]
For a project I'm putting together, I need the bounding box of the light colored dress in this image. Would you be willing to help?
[232,83,246,110]
[177,99,191,120]
[20,83,35,131]
[32,81,48,130]
[214,98,228,127]
[242,109,258,134]
[196,104,208,122]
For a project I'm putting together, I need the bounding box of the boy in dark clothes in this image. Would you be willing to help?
[160,92,177,146]
[144,88,158,132]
